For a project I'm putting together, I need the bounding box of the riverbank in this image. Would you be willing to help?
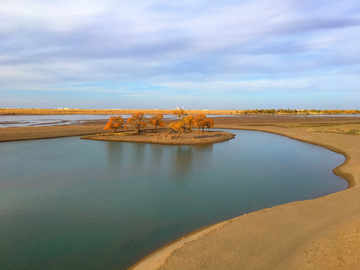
[1,116,360,269]
[0,125,105,142]
[132,125,360,270]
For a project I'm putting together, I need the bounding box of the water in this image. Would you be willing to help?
[0,115,177,128]
[0,114,263,127]
[1,114,359,128]
[0,130,346,269]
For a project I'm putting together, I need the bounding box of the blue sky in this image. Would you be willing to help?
[1,0,359,109]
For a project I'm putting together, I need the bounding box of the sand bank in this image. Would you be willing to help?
[0,125,105,142]
[131,125,360,270]
[81,130,235,145]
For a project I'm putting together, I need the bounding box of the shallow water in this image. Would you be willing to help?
[0,130,346,269]
[0,114,176,127]
[1,114,359,127]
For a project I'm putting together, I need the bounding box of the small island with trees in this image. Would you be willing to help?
[81,109,235,145]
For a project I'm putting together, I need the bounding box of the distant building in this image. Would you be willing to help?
[177,106,179,110]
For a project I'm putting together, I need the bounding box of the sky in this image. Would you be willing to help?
[1,0,360,110]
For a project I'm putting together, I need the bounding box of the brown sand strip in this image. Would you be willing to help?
[81,131,235,145]
[0,125,105,142]
[131,125,360,270]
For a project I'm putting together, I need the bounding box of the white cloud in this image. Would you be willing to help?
[0,0,360,108]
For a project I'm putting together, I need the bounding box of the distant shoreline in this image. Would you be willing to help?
[1,108,359,116]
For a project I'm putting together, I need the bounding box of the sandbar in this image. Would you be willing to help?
[81,130,235,145]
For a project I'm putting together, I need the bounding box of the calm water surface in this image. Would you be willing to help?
[0,130,346,269]
[1,114,359,127]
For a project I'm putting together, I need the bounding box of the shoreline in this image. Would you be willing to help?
[2,108,360,116]
[216,125,356,189]
[81,130,236,146]
[131,125,360,270]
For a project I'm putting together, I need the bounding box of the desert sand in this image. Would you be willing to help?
[1,115,360,269]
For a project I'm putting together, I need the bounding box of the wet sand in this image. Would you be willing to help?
[1,116,360,269]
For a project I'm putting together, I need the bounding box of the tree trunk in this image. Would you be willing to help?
[110,128,117,135]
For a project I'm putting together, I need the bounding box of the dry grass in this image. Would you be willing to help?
[277,123,360,135]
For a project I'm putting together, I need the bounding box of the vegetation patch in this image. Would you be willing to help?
[276,123,360,135]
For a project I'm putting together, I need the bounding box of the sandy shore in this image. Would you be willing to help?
[1,116,360,269]
[0,125,105,142]
[131,125,360,270]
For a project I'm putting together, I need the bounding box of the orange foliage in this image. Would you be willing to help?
[183,114,195,132]
[169,121,186,138]
[194,114,214,133]
[127,112,147,133]
[149,114,166,133]
[104,116,127,134]
[173,109,187,119]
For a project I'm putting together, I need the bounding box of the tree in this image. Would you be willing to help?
[149,114,166,133]
[169,109,189,138]
[127,112,147,133]
[194,114,214,133]
[104,116,127,134]
[183,114,195,132]
[169,121,186,138]
[173,109,187,119]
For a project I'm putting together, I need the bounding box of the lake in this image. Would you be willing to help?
[0,130,347,269]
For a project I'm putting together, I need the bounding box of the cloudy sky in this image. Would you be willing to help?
[1,0,359,109]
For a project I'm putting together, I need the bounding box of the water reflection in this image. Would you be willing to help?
[104,141,213,182]
[170,145,213,181]
[105,141,125,165]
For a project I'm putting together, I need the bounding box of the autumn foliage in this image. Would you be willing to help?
[104,111,215,138]
[104,116,127,134]
[194,114,214,133]
[127,112,147,133]
[149,114,166,132]
[173,109,187,119]
[168,109,186,137]
[183,114,195,132]
[169,121,186,138]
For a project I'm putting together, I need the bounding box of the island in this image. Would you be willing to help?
[81,110,235,145]
[81,129,236,145]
